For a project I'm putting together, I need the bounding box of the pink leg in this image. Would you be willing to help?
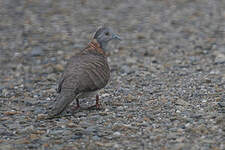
[76,98,80,108]
[95,94,101,109]
[88,94,102,110]
[71,98,80,111]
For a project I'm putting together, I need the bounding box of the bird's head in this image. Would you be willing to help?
[93,26,121,50]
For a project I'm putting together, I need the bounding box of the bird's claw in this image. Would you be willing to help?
[87,103,102,110]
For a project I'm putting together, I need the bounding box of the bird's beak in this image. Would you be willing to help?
[112,33,122,40]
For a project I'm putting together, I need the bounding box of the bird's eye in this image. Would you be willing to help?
[105,32,109,36]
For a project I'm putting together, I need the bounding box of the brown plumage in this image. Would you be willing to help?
[49,27,121,117]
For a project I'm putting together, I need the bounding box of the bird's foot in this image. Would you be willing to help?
[71,105,82,114]
[71,99,81,113]
[71,105,80,111]
[87,103,102,110]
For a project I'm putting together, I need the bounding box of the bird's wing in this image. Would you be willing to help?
[57,51,110,94]
[56,75,64,93]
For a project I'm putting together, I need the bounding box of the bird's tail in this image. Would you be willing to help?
[48,89,76,117]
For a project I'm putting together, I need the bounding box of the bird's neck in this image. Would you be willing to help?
[87,39,106,56]
[94,38,109,51]
[98,41,107,50]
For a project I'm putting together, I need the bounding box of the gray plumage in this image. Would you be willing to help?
[49,27,121,117]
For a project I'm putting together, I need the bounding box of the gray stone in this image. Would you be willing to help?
[30,46,44,57]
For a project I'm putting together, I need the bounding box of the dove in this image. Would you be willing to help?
[49,26,121,117]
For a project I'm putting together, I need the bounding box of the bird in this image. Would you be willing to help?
[49,26,121,117]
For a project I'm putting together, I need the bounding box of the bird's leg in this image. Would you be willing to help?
[95,94,101,109]
[76,98,80,108]
[88,94,102,110]
[71,98,80,111]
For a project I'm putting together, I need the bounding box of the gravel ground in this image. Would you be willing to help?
[0,0,225,149]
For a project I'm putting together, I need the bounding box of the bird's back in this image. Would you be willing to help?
[57,40,110,94]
